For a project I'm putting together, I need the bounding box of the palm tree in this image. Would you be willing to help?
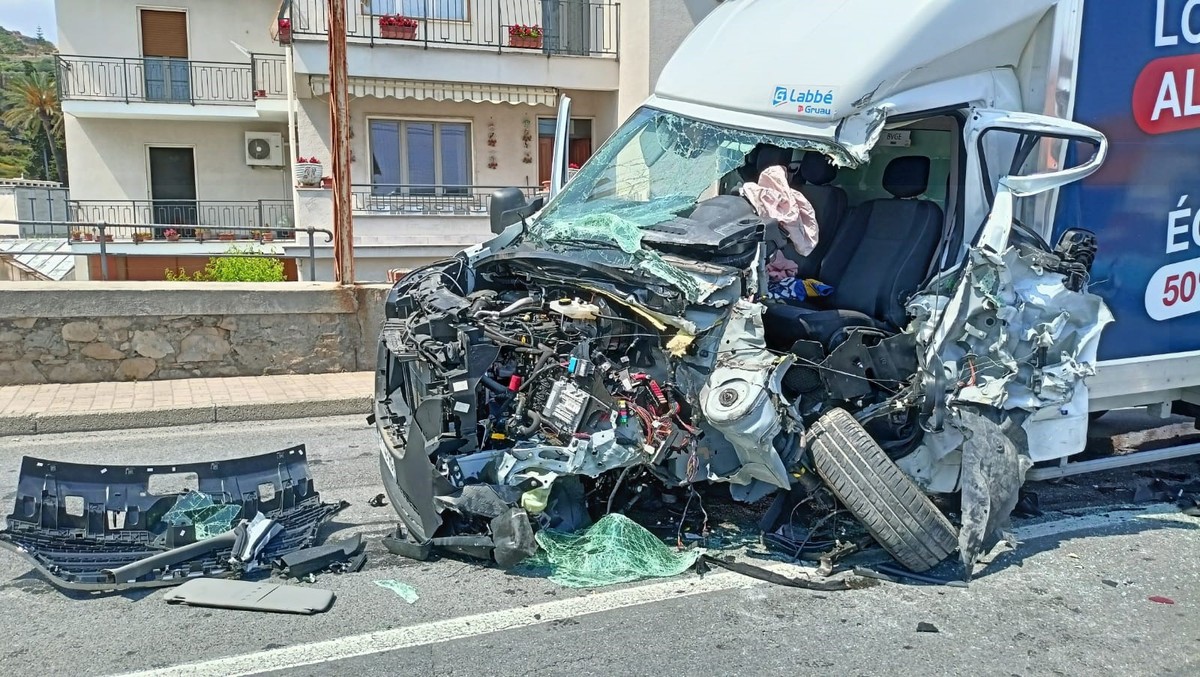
[2,71,67,185]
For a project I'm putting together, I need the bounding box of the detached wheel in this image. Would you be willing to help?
[808,408,958,572]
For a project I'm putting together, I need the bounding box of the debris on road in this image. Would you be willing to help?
[374,579,419,604]
[0,445,348,592]
[273,534,365,580]
[368,493,389,508]
[164,578,336,615]
[916,622,940,633]
[1148,595,1176,605]
[523,513,700,589]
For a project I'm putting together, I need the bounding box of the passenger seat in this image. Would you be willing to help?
[764,155,944,349]
[791,152,849,278]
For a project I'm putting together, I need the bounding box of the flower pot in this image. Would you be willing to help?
[320,175,333,188]
[509,35,543,49]
[295,162,323,187]
[83,233,95,242]
[219,233,235,242]
[100,234,113,243]
[261,233,275,243]
[278,19,292,44]
[254,89,267,98]
[382,25,417,40]
[166,235,181,242]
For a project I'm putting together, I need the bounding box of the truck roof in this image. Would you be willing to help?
[651,0,1059,145]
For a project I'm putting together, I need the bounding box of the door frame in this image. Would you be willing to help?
[537,114,595,185]
[145,144,198,201]
[145,144,199,233]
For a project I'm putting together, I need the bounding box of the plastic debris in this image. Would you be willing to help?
[916,622,940,633]
[1148,596,1175,605]
[375,579,419,604]
[526,513,700,588]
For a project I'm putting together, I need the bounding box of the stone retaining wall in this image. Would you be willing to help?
[0,282,390,385]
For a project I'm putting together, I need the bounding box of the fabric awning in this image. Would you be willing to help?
[309,76,558,106]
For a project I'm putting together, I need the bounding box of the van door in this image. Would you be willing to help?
[961,109,1107,253]
[939,109,1111,462]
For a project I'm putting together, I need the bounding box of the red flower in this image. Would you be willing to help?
[568,163,579,169]
[279,18,291,29]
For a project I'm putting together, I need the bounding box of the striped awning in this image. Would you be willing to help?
[309,76,558,106]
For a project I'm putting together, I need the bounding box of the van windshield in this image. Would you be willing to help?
[531,107,839,237]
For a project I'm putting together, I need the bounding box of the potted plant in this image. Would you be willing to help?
[83,231,95,242]
[295,156,323,187]
[218,231,236,242]
[567,162,580,181]
[254,89,267,99]
[164,228,181,242]
[132,231,153,244]
[96,230,113,243]
[380,15,418,40]
[260,229,275,243]
[69,230,84,242]
[277,18,292,44]
[508,24,543,49]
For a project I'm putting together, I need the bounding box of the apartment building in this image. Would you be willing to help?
[55,0,722,281]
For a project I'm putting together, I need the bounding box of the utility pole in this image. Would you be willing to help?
[327,0,354,284]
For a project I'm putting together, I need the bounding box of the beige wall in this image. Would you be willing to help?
[64,117,292,203]
[617,0,720,121]
[294,89,617,190]
[55,0,281,61]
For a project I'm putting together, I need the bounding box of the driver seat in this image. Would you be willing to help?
[764,155,944,350]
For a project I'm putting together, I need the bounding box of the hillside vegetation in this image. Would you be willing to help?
[0,25,65,184]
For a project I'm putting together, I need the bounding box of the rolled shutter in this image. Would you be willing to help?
[141,10,189,58]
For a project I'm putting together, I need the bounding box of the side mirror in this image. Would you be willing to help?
[489,188,544,234]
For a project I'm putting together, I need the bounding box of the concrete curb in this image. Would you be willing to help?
[0,396,371,436]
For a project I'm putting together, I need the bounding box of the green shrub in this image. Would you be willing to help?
[165,246,285,282]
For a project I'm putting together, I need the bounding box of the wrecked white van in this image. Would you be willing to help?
[374,0,1192,577]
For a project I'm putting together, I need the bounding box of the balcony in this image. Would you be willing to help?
[284,0,619,56]
[351,183,540,216]
[282,0,620,90]
[57,55,289,121]
[50,199,296,241]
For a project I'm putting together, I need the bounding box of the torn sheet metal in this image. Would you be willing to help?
[899,242,1112,494]
[0,446,347,591]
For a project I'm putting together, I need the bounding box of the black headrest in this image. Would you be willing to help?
[883,156,931,199]
[755,144,793,174]
[799,152,837,186]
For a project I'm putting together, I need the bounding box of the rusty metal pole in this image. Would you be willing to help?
[328,0,355,284]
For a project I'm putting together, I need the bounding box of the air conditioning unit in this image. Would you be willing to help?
[245,131,284,167]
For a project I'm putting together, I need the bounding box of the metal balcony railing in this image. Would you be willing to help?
[57,55,288,106]
[284,0,619,57]
[353,184,541,215]
[40,200,298,241]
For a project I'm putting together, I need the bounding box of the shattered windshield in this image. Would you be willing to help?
[526,108,843,300]
[534,107,843,231]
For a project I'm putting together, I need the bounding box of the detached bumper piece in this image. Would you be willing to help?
[0,445,348,592]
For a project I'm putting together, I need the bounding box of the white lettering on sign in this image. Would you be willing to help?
[880,130,911,147]
[1153,68,1200,120]
[1165,194,1200,253]
[1157,0,1200,47]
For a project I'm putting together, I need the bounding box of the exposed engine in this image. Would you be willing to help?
[375,218,810,566]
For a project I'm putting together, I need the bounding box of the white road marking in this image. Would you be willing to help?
[115,503,1197,677]
[114,567,773,677]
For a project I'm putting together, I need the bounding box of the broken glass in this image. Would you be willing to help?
[526,513,700,588]
[162,490,241,540]
[374,579,419,604]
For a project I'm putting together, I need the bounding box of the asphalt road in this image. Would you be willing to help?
[0,414,1197,677]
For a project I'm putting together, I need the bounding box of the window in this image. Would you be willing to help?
[367,0,466,20]
[369,119,472,195]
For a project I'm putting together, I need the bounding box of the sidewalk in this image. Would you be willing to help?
[0,372,373,436]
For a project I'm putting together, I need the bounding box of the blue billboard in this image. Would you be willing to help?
[1059,0,1200,360]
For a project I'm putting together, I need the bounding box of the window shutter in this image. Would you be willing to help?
[141,10,189,58]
